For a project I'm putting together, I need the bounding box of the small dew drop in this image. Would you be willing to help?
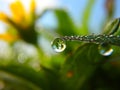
[51,38,66,52]
[98,44,113,56]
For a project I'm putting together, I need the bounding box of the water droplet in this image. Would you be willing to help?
[51,38,66,52]
[98,44,113,56]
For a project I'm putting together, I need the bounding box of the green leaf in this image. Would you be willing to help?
[40,65,65,90]
[103,18,120,35]
[0,71,40,90]
[54,9,76,35]
[80,0,95,34]
[0,63,49,90]
[60,43,105,90]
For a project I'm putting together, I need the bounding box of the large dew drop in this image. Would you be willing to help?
[51,38,66,52]
[98,44,113,56]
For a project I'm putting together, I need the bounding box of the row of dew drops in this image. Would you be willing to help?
[51,18,120,56]
[51,38,113,56]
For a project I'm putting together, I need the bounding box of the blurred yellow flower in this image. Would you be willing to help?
[0,33,19,42]
[0,12,9,23]
[30,0,35,13]
[0,0,36,28]
[0,0,37,44]
[10,0,26,24]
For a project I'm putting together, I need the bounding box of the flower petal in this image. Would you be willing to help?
[10,0,25,24]
[0,33,18,42]
[0,12,9,23]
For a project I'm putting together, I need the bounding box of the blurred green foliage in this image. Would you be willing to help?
[0,0,120,90]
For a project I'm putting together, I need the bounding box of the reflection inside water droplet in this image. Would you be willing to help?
[51,38,66,52]
[98,44,113,56]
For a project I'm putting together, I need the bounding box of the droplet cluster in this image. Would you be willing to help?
[51,18,120,56]
[51,34,120,56]
[62,34,120,46]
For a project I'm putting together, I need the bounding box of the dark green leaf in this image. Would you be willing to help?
[40,65,65,90]
[60,43,105,90]
[54,9,76,35]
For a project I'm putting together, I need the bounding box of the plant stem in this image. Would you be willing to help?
[61,34,120,46]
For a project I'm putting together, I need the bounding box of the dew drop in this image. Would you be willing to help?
[51,38,66,52]
[98,44,113,56]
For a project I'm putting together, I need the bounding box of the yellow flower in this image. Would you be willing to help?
[10,0,26,24]
[0,33,19,42]
[0,0,36,28]
[0,0,37,44]
[30,0,35,13]
[0,12,9,23]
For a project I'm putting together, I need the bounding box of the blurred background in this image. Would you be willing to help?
[1,0,120,33]
[0,0,120,90]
